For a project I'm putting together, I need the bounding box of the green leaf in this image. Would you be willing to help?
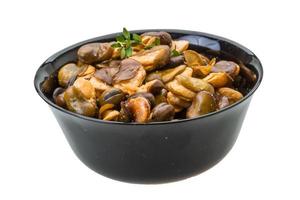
[111,42,121,48]
[116,35,125,42]
[125,47,132,57]
[120,48,126,59]
[171,49,181,57]
[131,40,139,45]
[144,38,161,49]
[132,33,141,43]
[122,27,130,40]
[125,38,131,48]
[154,38,160,45]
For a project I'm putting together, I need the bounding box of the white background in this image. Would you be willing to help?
[0,0,299,199]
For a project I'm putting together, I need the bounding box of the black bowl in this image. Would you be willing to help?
[34,30,263,184]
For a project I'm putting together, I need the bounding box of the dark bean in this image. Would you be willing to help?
[151,103,175,122]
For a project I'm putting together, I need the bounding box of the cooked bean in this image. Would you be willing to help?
[154,88,168,105]
[53,87,66,108]
[175,75,215,93]
[64,83,97,117]
[113,63,146,95]
[99,88,125,106]
[240,63,257,83]
[212,60,240,78]
[137,79,165,95]
[41,74,58,94]
[77,43,113,64]
[217,87,243,104]
[118,101,132,122]
[146,64,186,83]
[186,91,216,118]
[217,95,230,109]
[128,92,156,108]
[131,45,170,71]
[183,50,210,66]
[203,72,232,88]
[167,92,191,109]
[141,32,172,46]
[126,96,151,123]
[58,63,81,87]
[113,59,141,83]
[166,80,196,101]
[151,103,175,122]
[102,110,120,121]
[168,55,185,67]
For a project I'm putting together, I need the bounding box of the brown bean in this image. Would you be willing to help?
[203,72,232,88]
[137,79,165,95]
[58,63,81,87]
[102,110,120,121]
[217,87,243,104]
[168,55,185,67]
[126,96,151,123]
[175,75,215,93]
[77,43,113,64]
[186,91,216,118]
[167,92,191,108]
[166,80,196,101]
[131,45,170,71]
[128,92,156,108]
[53,87,66,108]
[212,60,240,78]
[151,103,175,122]
[64,85,97,117]
[99,88,125,106]
[183,50,209,66]
[240,63,257,83]
[217,95,230,109]
[141,32,172,46]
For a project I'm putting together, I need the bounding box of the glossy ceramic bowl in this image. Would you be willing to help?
[34,30,263,184]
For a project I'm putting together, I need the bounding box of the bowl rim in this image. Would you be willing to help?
[34,29,263,126]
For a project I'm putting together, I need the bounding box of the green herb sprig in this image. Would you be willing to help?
[144,38,160,50]
[171,49,181,57]
[111,28,142,59]
[170,44,181,57]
